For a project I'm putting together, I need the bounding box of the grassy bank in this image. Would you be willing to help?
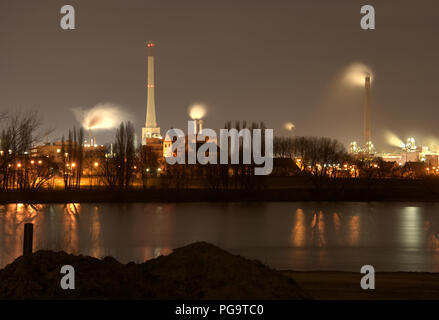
[1,180,439,203]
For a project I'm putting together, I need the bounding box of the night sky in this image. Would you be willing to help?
[1,0,439,150]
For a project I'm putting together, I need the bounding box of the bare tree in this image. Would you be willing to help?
[138,145,159,189]
[114,121,136,189]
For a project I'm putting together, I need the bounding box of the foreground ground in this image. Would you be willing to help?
[1,242,438,299]
[0,242,307,299]
[283,271,439,300]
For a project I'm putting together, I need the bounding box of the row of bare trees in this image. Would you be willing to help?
[60,127,85,189]
[1,111,434,193]
[274,136,348,177]
[96,122,138,189]
[0,111,58,191]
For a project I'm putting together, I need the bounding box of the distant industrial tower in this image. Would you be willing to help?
[364,74,373,152]
[142,41,161,145]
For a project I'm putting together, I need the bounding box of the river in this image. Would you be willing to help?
[1,202,439,272]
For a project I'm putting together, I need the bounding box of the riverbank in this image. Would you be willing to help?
[1,180,439,203]
[1,242,439,300]
[283,271,439,300]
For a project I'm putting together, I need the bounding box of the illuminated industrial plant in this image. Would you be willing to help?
[344,63,375,155]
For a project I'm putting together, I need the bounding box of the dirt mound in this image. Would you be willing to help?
[0,242,309,300]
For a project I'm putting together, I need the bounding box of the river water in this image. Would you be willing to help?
[1,202,439,272]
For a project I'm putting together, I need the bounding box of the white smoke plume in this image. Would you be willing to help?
[342,62,374,86]
[284,122,295,131]
[384,130,405,148]
[72,103,133,130]
[189,104,207,120]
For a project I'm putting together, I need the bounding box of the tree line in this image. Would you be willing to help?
[0,112,435,192]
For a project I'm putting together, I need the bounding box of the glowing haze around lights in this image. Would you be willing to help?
[284,122,295,131]
[189,104,206,120]
[73,103,132,130]
[343,63,374,86]
[384,130,405,148]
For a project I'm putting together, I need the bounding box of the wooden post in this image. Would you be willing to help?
[23,223,33,256]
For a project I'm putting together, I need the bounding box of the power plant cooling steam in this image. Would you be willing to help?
[73,103,132,145]
[189,104,207,134]
[343,62,374,87]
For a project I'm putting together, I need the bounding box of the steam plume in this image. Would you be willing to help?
[189,104,207,120]
[342,62,374,86]
[73,103,132,130]
[384,130,405,148]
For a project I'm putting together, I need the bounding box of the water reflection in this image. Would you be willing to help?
[333,212,341,238]
[0,204,39,268]
[347,215,360,246]
[290,208,360,248]
[1,202,439,272]
[63,203,80,254]
[90,206,102,258]
[399,207,422,248]
[291,209,306,247]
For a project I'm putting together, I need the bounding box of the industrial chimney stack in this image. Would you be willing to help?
[364,74,371,147]
[142,41,161,145]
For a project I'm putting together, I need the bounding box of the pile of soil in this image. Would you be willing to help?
[0,242,309,300]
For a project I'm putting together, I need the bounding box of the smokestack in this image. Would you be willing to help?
[88,128,92,147]
[364,74,371,146]
[142,40,161,144]
[199,120,203,133]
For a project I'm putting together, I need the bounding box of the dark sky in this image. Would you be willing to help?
[1,0,439,150]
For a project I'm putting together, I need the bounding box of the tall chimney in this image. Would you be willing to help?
[142,41,161,144]
[364,74,371,146]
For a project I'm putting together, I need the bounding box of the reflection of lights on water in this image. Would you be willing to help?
[291,209,306,247]
[317,211,326,247]
[66,203,80,216]
[333,212,341,237]
[310,211,326,247]
[90,207,103,258]
[347,215,360,246]
[400,207,422,248]
[63,203,80,254]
